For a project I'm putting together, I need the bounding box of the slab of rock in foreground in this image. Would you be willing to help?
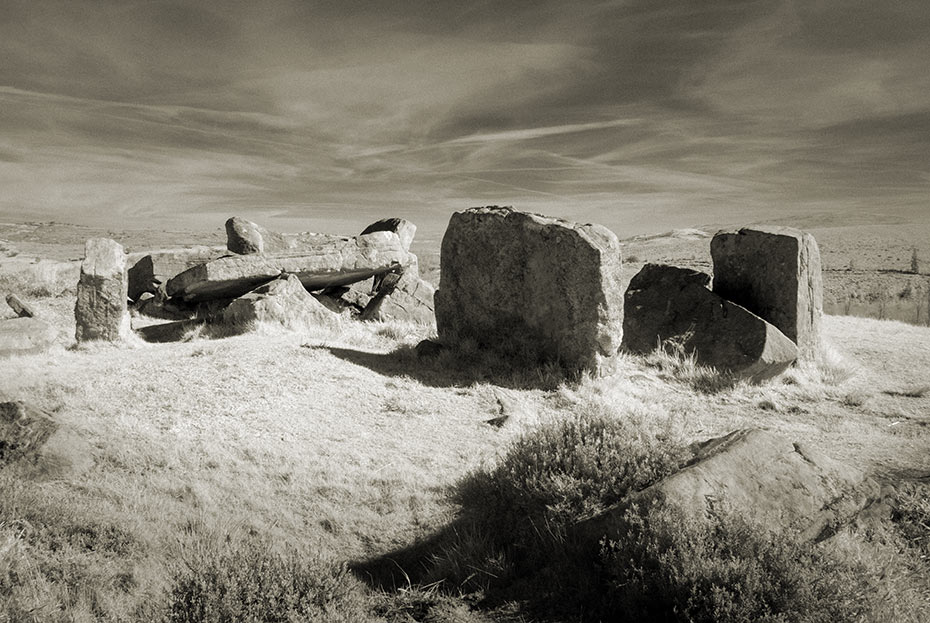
[127,246,227,301]
[75,238,130,342]
[167,231,410,302]
[622,264,797,382]
[711,226,823,361]
[0,317,58,358]
[360,218,417,252]
[596,429,880,543]
[220,274,336,329]
[435,207,623,371]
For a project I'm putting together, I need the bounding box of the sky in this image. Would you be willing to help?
[1,0,929,240]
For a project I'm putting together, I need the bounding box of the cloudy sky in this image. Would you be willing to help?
[1,0,928,238]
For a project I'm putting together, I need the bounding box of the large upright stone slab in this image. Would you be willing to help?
[622,264,797,382]
[711,226,823,360]
[167,232,410,302]
[435,207,623,371]
[127,246,227,301]
[75,238,130,342]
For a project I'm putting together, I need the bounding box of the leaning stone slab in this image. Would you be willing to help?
[220,274,337,329]
[167,231,410,302]
[5,293,36,318]
[363,269,436,325]
[360,218,417,252]
[592,429,881,544]
[622,264,797,382]
[434,207,623,372]
[226,217,353,255]
[0,317,58,358]
[711,226,823,361]
[75,238,130,342]
[127,246,227,301]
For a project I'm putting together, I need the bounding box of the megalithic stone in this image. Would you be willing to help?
[127,246,228,301]
[167,231,410,302]
[75,238,130,342]
[711,226,823,361]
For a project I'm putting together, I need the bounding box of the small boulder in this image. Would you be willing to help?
[75,238,130,342]
[220,274,336,329]
[360,218,417,252]
[0,317,58,358]
[0,399,57,465]
[5,293,36,318]
[711,226,823,361]
[435,207,623,372]
[0,399,92,476]
[621,264,797,382]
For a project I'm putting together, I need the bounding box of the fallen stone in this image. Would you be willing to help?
[360,218,417,252]
[0,399,92,476]
[359,271,403,321]
[415,339,444,358]
[226,217,351,255]
[365,271,435,324]
[711,226,823,361]
[220,274,336,329]
[594,429,881,543]
[434,207,623,372]
[127,246,227,301]
[0,399,57,465]
[0,318,58,358]
[621,264,797,382]
[167,232,410,302]
[135,319,205,343]
[6,293,36,318]
[75,238,130,342]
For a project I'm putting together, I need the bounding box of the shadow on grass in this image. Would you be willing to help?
[324,343,575,391]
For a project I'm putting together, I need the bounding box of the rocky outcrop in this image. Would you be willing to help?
[0,318,58,358]
[435,207,623,372]
[621,264,798,382]
[711,226,823,361]
[219,274,336,329]
[166,231,410,303]
[127,246,227,302]
[593,429,881,543]
[75,238,130,342]
[360,218,417,252]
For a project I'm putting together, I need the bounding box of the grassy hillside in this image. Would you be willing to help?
[1,231,929,621]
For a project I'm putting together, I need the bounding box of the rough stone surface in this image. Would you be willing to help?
[0,400,57,465]
[435,207,623,371]
[0,317,58,358]
[127,246,227,301]
[711,226,823,361]
[598,429,881,543]
[360,218,417,252]
[226,217,354,255]
[6,293,36,318]
[0,399,92,476]
[167,231,410,302]
[135,319,205,343]
[220,274,336,329]
[622,264,798,382]
[75,238,130,342]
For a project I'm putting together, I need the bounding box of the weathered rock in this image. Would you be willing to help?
[359,271,403,321]
[0,317,58,358]
[596,429,881,543]
[226,217,353,255]
[75,238,130,342]
[127,246,227,301]
[360,218,417,252]
[135,319,205,343]
[220,274,336,329]
[167,231,410,302]
[6,293,36,318]
[621,264,797,382]
[0,399,93,476]
[374,274,436,324]
[435,207,623,371]
[1,400,57,465]
[415,339,444,358]
[711,226,823,361]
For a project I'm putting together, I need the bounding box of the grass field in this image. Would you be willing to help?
[1,222,929,621]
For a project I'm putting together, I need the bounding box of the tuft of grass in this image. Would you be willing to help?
[643,339,742,395]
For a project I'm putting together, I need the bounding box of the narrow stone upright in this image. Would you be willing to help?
[711,226,823,361]
[434,206,623,372]
[75,238,130,342]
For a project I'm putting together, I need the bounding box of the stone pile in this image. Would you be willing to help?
[622,226,823,380]
[111,217,435,342]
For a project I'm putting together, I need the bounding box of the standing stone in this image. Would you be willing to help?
[360,218,417,252]
[621,264,798,382]
[5,293,36,318]
[711,226,823,360]
[435,207,623,372]
[75,238,130,342]
[226,217,267,254]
